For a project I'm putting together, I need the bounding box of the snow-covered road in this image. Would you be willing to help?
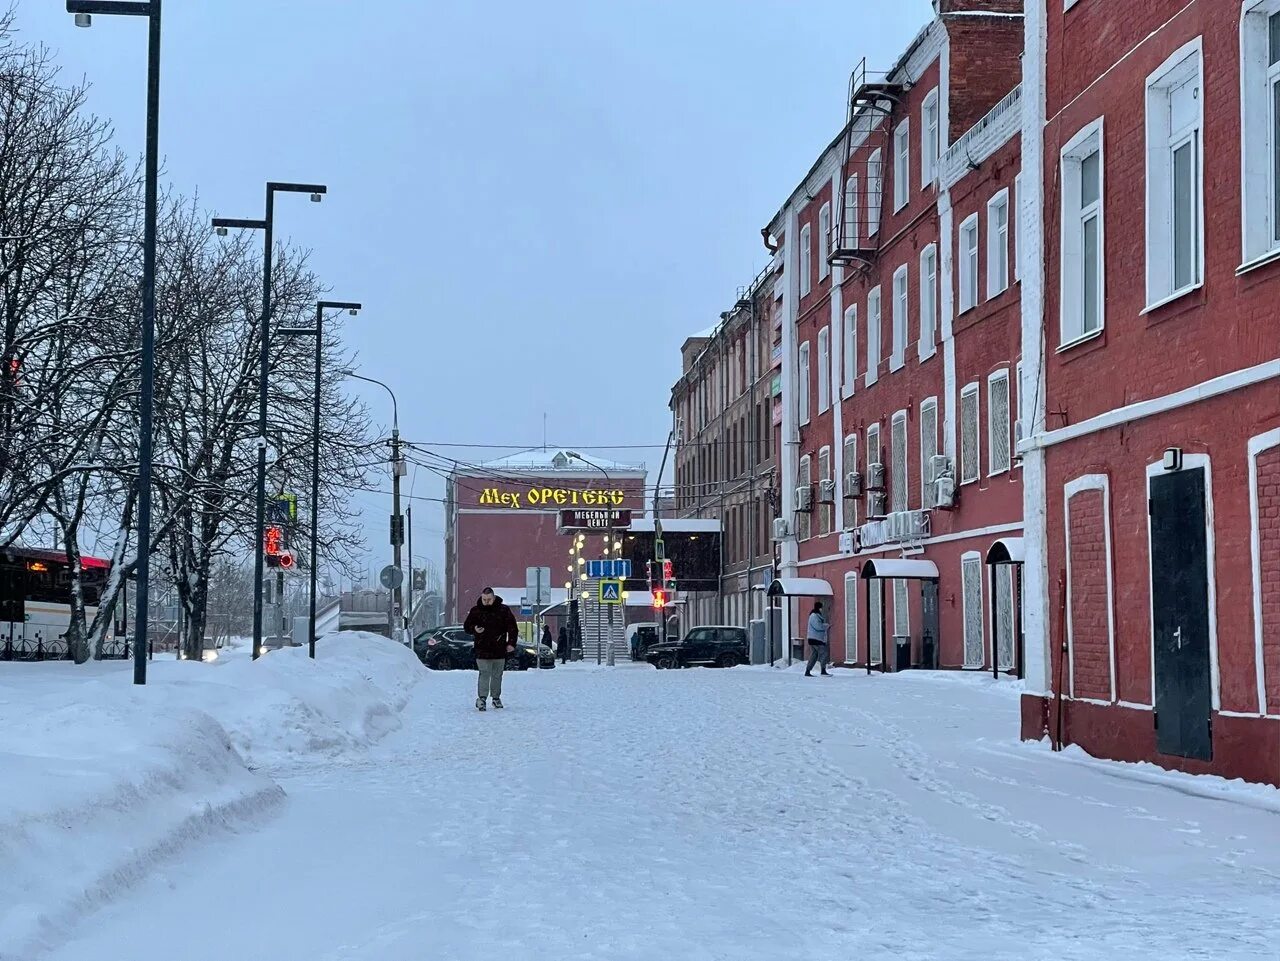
[41,662,1280,961]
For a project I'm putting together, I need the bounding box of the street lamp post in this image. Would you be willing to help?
[566,451,617,666]
[340,370,405,644]
[280,300,361,659]
[213,181,326,659]
[67,0,161,684]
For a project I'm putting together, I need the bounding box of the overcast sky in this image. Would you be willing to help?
[16,0,933,580]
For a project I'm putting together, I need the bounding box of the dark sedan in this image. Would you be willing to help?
[415,626,554,671]
[645,625,748,669]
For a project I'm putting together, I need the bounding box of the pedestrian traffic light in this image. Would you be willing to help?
[278,551,295,570]
[652,589,667,609]
[264,525,285,567]
[662,559,673,581]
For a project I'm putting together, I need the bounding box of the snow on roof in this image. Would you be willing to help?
[690,324,719,340]
[474,449,644,474]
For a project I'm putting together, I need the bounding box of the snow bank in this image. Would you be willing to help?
[0,632,422,960]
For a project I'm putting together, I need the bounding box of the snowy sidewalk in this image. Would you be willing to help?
[28,662,1280,961]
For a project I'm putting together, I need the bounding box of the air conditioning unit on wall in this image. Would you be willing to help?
[866,462,886,490]
[772,517,791,541]
[934,475,956,509]
[818,479,836,502]
[844,471,863,497]
[795,485,813,512]
[867,491,888,518]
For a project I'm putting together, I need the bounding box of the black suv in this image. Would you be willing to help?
[644,625,748,669]
[414,626,554,671]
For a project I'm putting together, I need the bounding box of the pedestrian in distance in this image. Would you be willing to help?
[805,601,831,677]
[463,588,519,711]
[557,625,569,664]
[541,623,554,654]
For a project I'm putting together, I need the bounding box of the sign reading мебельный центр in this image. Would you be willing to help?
[559,509,632,531]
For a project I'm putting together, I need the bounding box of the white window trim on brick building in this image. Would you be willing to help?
[1240,1,1280,269]
[1247,428,1280,716]
[818,202,831,280]
[1060,117,1105,348]
[988,368,1012,476]
[842,433,859,529]
[842,304,858,398]
[922,88,940,186]
[866,286,882,387]
[919,243,938,361]
[960,382,980,485]
[797,454,813,542]
[844,174,860,248]
[961,552,984,668]
[987,188,1011,298]
[1064,473,1118,703]
[866,422,881,517]
[959,213,979,313]
[920,396,939,509]
[868,148,883,236]
[800,223,813,297]
[1144,37,1205,310]
[818,445,833,536]
[894,578,910,641]
[891,264,909,372]
[817,326,831,413]
[1013,172,1023,282]
[894,119,911,212]
[844,572,859,665]
[798,341,811,426]
[891,409,909,512]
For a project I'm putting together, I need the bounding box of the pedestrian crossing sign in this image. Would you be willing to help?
[599,579,623,604]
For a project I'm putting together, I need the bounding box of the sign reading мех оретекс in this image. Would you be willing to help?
[476,486,627,509]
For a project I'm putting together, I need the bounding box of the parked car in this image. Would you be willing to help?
[415,625,554,671]
[626,622,664,661]
[644,625,748,669]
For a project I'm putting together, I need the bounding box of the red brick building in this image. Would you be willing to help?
[770,2,1027,671]
[444,450,647,622]
[1019,0,1280,784]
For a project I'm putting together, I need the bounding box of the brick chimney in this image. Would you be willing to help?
[940,0,1025,142]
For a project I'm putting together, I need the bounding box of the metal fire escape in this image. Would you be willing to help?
[828,58,906,272]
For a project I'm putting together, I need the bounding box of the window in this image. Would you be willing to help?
[960,383,980,484]
[797,455,812,542]
[890,410,908,512]
[987,190,1010,297]
[844,572,858,664]
[869,579,883,665]
[919,244,937,359]
[818,446,832,536]
[922,88,940,185]
[1241,4,1280,262]
[988,370,1011,476]
[1015,360,1024,443]
[842,304,858,396]
[959,214,979,312]
[866,423,881,515]
[1060,118,1104,345]
[843,174,860,247]
[961,553,985,668]
[842,433,859,528]
[868,149,883,236]
[817,326,831,413]
[1013,173,1023,281]
[799,223,813,297]
[1145,40,1203,305]
[994,565,1016,671]
[893,579,909,639]
[893,120,911,211]
[818,203,831,279]
[891,265,908,371]
[865,287,881,387]
[798,341,811,425]
[920,397,939,509]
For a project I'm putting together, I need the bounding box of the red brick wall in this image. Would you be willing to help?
[1066,487,1112,701]
[944,15,1023,142]
[1258,446,1280,712]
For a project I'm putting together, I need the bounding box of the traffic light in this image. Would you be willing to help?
[662,559,673,581]
[652,589,667,610]
[278,551,295,570]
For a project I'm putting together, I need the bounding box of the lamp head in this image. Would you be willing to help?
[309,192,323,203]
[73,12,91,27]
[215,225,228,237]
[348,308,358,316]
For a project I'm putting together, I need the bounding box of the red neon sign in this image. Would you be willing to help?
[264,525,284,556]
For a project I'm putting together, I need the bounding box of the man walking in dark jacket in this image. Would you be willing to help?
[463,588,519,711]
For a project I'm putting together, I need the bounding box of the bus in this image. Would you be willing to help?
[0,547,117,660]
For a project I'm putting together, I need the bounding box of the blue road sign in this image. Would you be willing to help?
[598,579,623,604]
[588,559,633,579]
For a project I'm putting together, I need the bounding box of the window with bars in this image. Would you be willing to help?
[817,326,831,413]
[962,555,985,668]
[891,264,908,371]
[818,446,833,536]
[797,455,812,541]
[919,244,937,359]
[842,434,859,529]
[844,573,858,664]
[920,398,939,508]
[891,411,908,512]
[988,371,1011,475]
[893,578,909,639]
[994,565,1015,671]
[869,580,883,665]
[959,214,979,312]
[866,287,882,387]
[818,203,831,279]
[987,190,1010,297]
[960,384,980,484]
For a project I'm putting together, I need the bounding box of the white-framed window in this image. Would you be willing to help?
[841,304,858,396]
[797,454,812,541]
[818,445,833,536]
[959,213,979,312]
[868,148,883,236]
[869,578,883,665]
[865,286,882,387]
[891,264,908,371]
[960,382,980,485]
[1015,359,1024,434]
[798,341,811,425]
[1013,172,1023,281]
[919,243,937,360]
[843,572,858,663]
[799,223,813,297]
[817,326,831,413]
[893,578,910,639]
[818,202,831,279]
[866,422,881,516]
[1241,3,1280,264]
[1060,117,1105,345]
[842,433,859,529]
[961,552,985,668]
[922,88,941,186]
[893,119,911,211]
[1145,39,1203,306]
[843,174,860,248]
[988,369,1011,476]
[987,189,1010,297]
[920,396,939,508]
[890,409,908,511]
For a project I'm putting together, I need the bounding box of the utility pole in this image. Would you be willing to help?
[406,503,413,641]
[391,426,404,643]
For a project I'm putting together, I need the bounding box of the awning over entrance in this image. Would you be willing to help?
[860,559,939,580]
[764,577,834,598]
[986,537,1025,565]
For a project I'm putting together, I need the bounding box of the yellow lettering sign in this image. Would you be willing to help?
[476,487,627,509]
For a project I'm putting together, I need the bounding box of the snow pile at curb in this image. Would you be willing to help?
[0,632,422,959]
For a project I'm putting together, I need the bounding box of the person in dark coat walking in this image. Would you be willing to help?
[463,588,519,710]
[541,624,554,654]
[557,625,569,663]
